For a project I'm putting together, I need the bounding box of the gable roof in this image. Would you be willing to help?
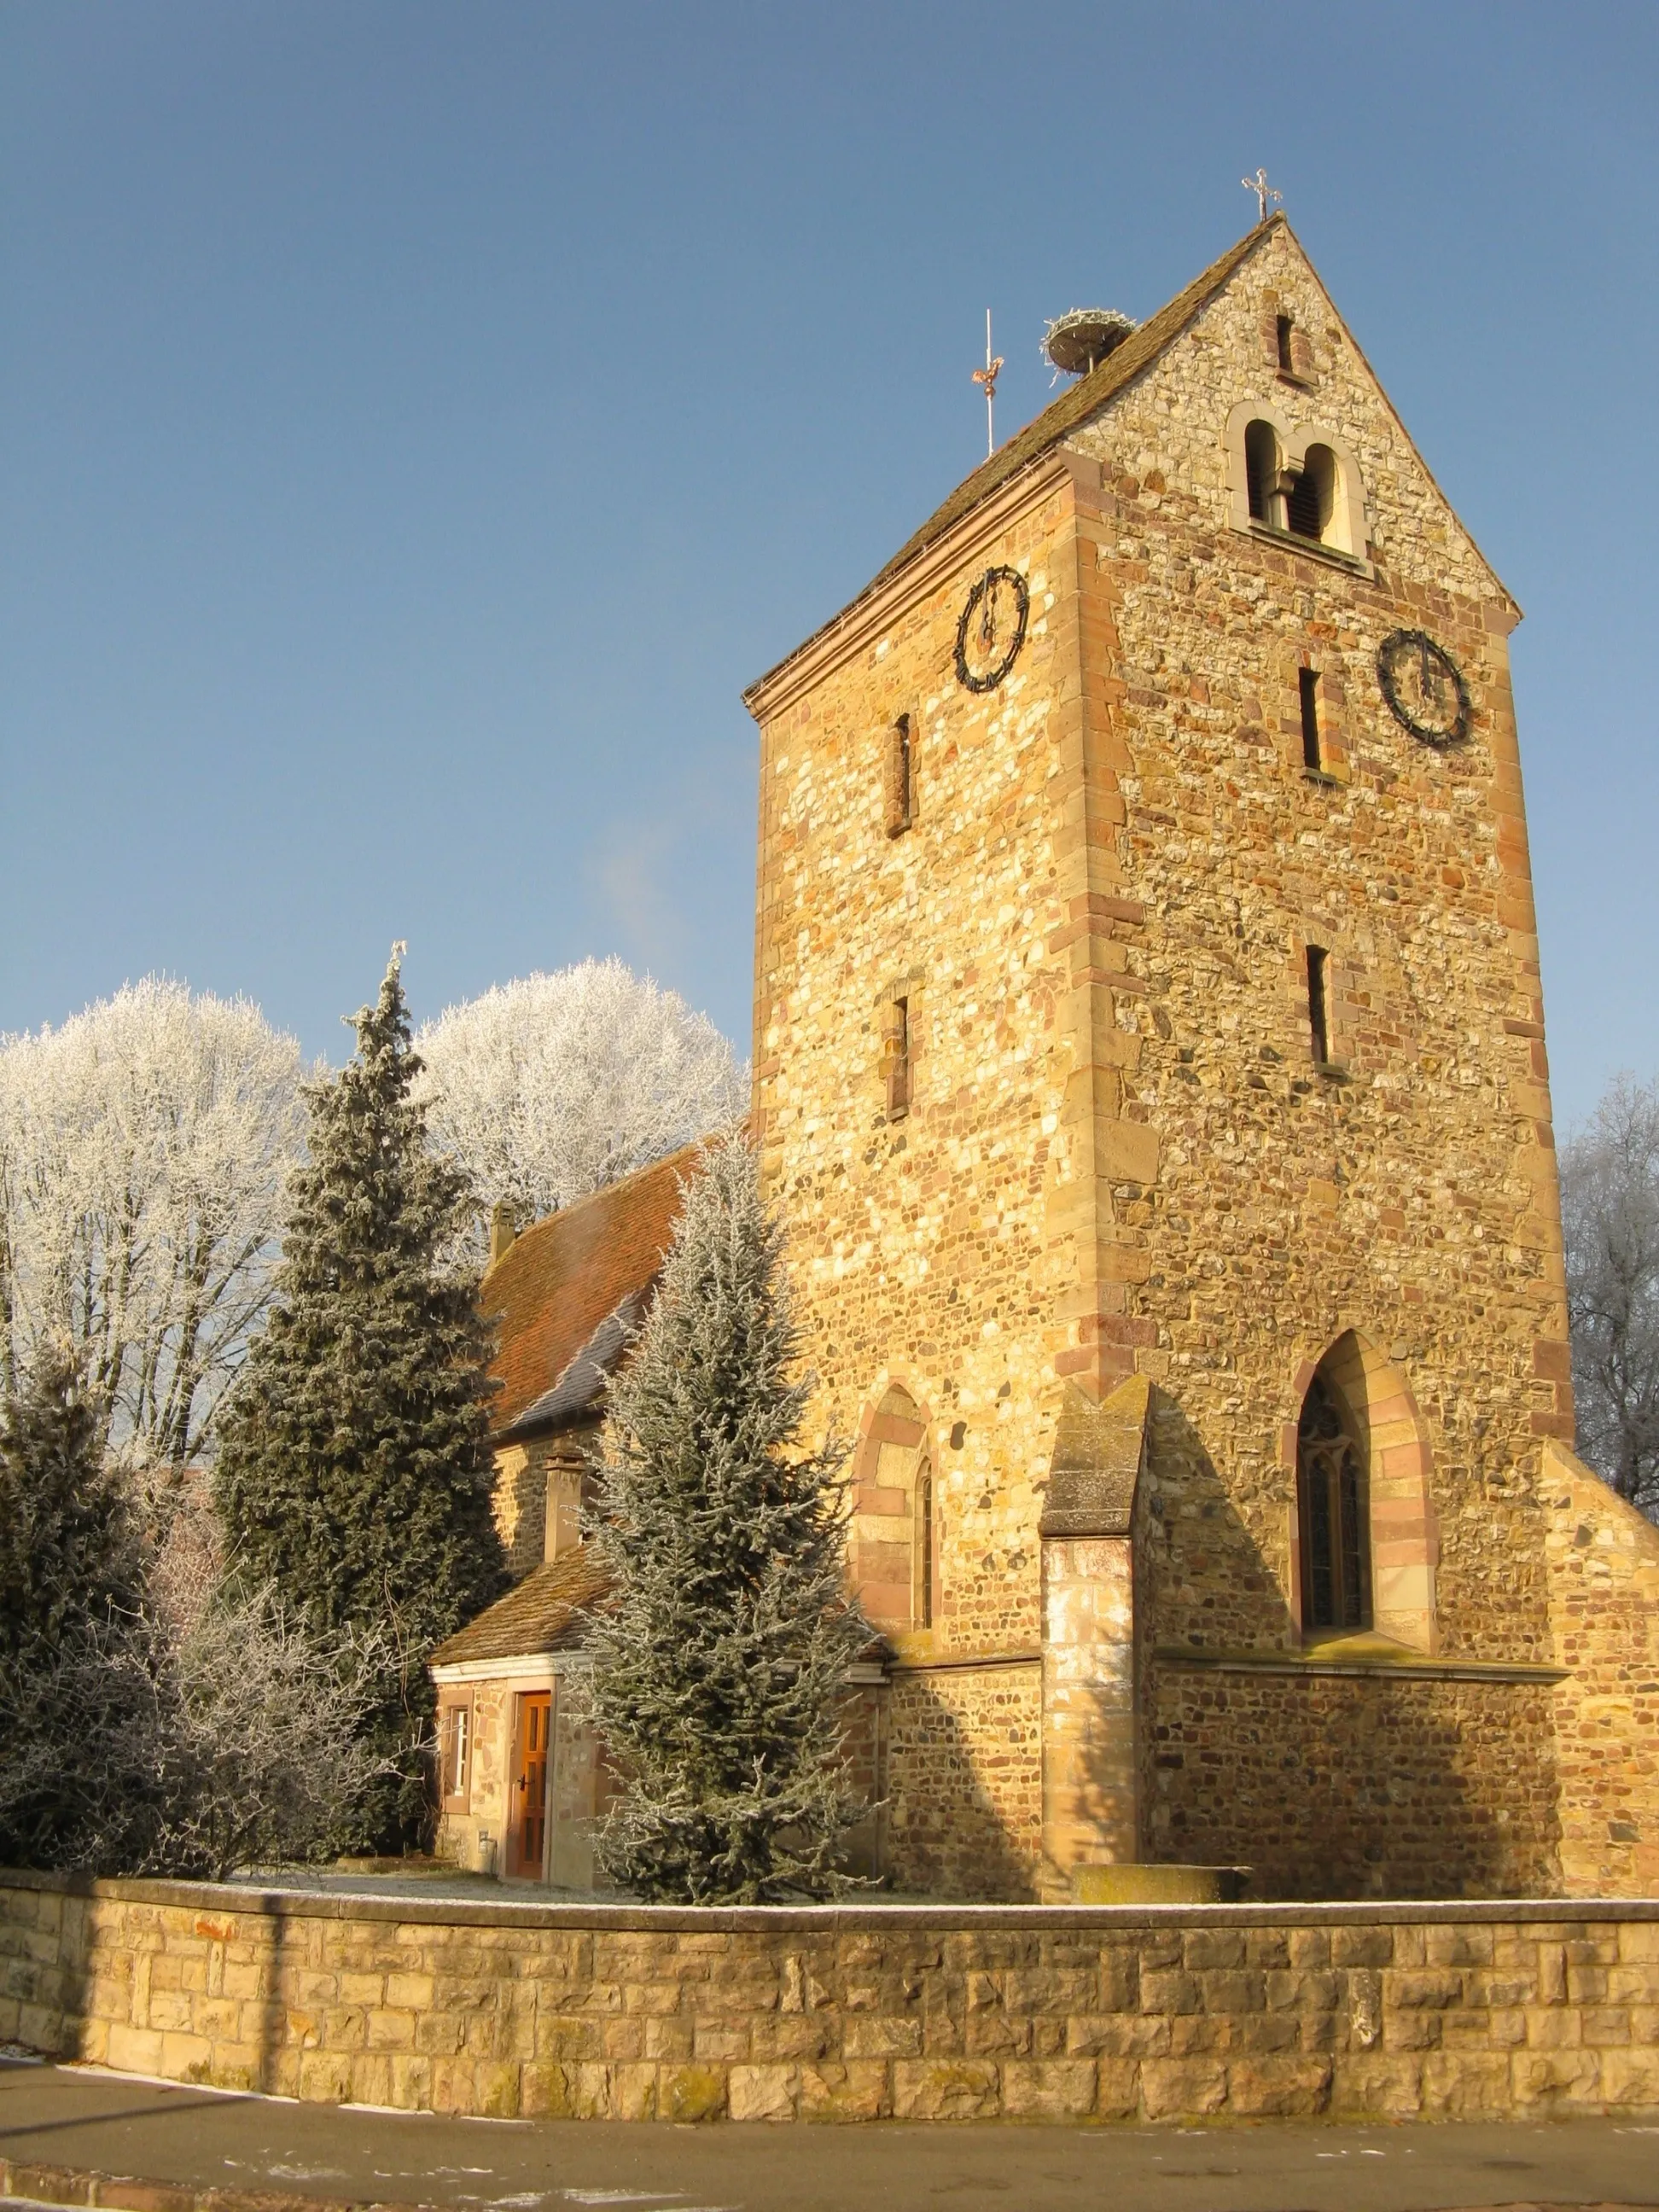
[496,1289,651,1444]
[870,219,1276,595]
[429,1544,610,1668]
[481,1144,702,1439]
[743,220,1278,708]
[747,215,1516,711]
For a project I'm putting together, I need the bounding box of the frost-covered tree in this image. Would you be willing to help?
[416,959,747,1249]
[1563,1073,1659,1523]
[585,1132,868,1902]
[214,949,505,1850]
[0,980,306,1476]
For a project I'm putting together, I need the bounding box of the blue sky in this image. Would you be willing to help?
[2,3,1655,1126]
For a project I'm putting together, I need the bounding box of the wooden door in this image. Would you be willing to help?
[511,1691,551,1878]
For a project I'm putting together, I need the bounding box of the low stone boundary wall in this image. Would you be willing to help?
[3,1871,1657,2125]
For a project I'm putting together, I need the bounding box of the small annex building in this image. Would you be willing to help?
[428,1145,700,1883]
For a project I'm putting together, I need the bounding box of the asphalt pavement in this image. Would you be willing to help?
[2,2056,1656,2212]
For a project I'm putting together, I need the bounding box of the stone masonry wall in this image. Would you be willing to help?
[748,219,1581,1900]
[749,473,1086,1894]
[3,1875,1656,2126]
[1143,1666,1561,1900]
[882,1663,1044,1899]
[751,477,1076,1664]
[1062,220,1569,1672]
[1544,1440,1659,1896]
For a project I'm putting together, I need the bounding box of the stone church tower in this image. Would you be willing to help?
[744,214,1659,1903]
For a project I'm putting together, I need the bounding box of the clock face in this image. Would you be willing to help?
[1377,629,1471,748]
[954,566,1030,693]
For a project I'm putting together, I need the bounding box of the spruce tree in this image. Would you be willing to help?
[214,949,504,1849]
[585,1132,869,1902]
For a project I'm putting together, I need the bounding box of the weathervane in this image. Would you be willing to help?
[1242,168,1282,224]
[971,310,1004,459]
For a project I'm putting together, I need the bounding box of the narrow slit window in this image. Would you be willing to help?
[1299,668,1322,771]
[1307,946,1331,1068]
[916,1462,934,1629]
[886,713,914,836]
[1276,314,1295,372]
[888,995,911,1118]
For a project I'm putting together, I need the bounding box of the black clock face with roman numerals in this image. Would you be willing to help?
[954,566,1030,693]
[1377,629,1471,748]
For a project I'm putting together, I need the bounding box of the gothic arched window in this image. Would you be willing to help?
[1297,1371,1371,1633]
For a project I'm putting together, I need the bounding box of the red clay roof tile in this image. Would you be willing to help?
[480,1142,705,1437]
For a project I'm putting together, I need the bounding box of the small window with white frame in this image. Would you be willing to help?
[439,1699,472,1807]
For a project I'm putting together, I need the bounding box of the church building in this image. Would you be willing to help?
[436,214,1658,1903]
[742,212,1658,1901]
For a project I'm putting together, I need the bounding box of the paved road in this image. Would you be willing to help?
[2,2058,1656,2212]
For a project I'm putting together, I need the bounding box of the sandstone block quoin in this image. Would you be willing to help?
[3,1876,1657,2127]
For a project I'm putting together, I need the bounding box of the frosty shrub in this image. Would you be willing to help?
[585,1132,870,1902]
[0,979,306,1475]
[0,1350,388,1877]
[416,959,747,1254]
[0,1586,393,1880]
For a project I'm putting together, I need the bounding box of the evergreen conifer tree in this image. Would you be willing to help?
[214,949,504,1848]
[0,1344,139,1673]
[585,1132,869,1901]
[0,1345,156,1871]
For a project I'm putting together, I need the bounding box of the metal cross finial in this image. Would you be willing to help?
[971,310,1004,459]
[1242,168,1282,224]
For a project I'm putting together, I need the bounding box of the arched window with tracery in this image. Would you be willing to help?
[1297,1370,1371,1633]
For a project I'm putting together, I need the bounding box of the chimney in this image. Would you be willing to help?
[488,1201,517,1267]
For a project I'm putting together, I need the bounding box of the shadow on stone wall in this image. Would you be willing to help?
[881,1670,1040,1901]
[1135,1394,1560,1901]
[252,1897,293,2094]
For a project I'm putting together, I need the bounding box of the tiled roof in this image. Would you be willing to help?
[497,1290,649,1443]
[743,220,1278,705]
[428,1545,611,1668]
[480,1144,705,1439]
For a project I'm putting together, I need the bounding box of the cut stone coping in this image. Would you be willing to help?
[6,1866,1658,1932]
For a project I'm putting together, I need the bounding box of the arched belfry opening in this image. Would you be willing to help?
[1296,1365,1371,1633]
